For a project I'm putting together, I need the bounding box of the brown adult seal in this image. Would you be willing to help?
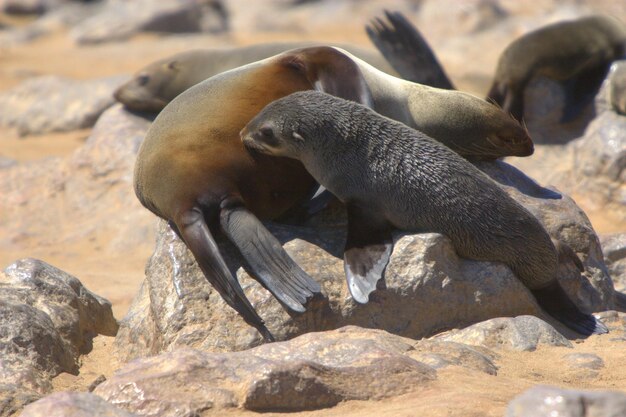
[241,90,608,336]
[487,15,626,122]
[135,45,532,339]
[114,42,395,113]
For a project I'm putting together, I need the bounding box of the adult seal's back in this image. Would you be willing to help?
[487,15,626,122]
[241,90,608,336]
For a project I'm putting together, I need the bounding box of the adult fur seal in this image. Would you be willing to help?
[487,15,626,122]
[114,42,395,113]
[241,90,608,336]
[135,45,531,340]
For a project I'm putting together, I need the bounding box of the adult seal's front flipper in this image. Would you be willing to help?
[220,202,321,313]
[366,10,455,89]
[344,204,394,304]
[531,281,608,336]
[175,208,275,342]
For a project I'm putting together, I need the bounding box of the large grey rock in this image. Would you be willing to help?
[0,75,127,136]
[71,0,228,44]
[115,160,614,360]
[99,327,497,414]
[438,316,573,351]
[20,392,138,417]
[506,385,626,417]
[600,233,626,293]
[0,104,155,256]
[0,259,118,415]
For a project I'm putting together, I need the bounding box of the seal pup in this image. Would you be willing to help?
[241,91,608,336]
[487,15,626,122]
[114,42,396,113]
[366,10,454,89]
[134,45,531,339]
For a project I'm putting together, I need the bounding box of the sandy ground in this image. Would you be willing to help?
[1,8,625,416]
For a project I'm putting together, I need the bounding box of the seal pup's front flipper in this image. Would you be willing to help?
[175,208,275,342]
[219,201,322,313]
[366,10,454,89]
[531,281,608,336]
[344,204,394,304]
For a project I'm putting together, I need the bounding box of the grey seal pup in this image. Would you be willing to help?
[241,90,607,336]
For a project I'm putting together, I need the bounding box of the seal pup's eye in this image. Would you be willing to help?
[260,126,274,138]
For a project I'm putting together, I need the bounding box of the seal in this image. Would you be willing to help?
[609,62,626,115]
[487,15,626,122]
[241,90,608,336]
[134,45,531,339]
[114,42,396,113]
[366,10,454,89]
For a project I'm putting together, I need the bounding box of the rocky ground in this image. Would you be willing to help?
[1,1,626,416]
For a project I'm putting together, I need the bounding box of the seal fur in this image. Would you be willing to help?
[487,15,626,122]
[241,90,608,336]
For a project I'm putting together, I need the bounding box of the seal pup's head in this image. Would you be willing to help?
[241,91,354,159]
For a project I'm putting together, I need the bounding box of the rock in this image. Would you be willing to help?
[0,259,118,413]
[600,233,626,292]
[609,60,626,115]
[19,392,138,417]
[0,75,127,136]
[116,160,614,359]
[0,104,155,257]
[71,0,228,44]
[0,386,41,417]
[0,157,16,170]
[505,385,626,417]
[563,353,605,370]
[409,339,498,375]
[1,0,54,15]
[438,316,572,351]
[100,327,446,414]
[474,160,615,315]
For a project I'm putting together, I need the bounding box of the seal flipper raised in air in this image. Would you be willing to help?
[366,10,454,89]
[173,208,275,342]
[531,281,608,336]
[219,197,322,314]
[343,204,394,304]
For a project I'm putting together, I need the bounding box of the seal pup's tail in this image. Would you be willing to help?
[366,10,454,89]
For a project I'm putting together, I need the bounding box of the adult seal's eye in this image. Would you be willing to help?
[137,74,150,86]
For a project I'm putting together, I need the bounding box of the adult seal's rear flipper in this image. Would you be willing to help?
[531,281,608,336]
[220,203,322,313]
[176,208,275,342]
[560,62,612,123]
[366,10,454,89]
[344,204,393,304]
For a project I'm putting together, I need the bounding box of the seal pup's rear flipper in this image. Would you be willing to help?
[220,203,322,313]
[175,208,275,342]
[366,10,454,89]
[531,281,608,336]
[344,204,393,304]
